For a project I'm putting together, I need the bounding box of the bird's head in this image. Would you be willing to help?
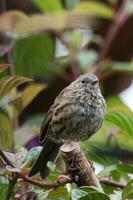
[72,73,99,90]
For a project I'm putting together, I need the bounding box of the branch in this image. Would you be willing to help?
[100,179,125,189]
[100,0,130,60]
[18,173,71,189]
[60,141,103,190]
[92,0,132,78]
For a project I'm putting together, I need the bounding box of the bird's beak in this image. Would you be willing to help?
[92,80,98,85]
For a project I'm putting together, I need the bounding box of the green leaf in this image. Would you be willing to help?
[81,141,118,166]
[37,189,51,200]
[33,0,62,12]
[49,187,69,200]
[12,33,54,77]
[106,96,132,113]
[11,83,46,115]
[71,186,110,200]
[105,111,133,137]
[74,2,114,19]
[0,76,32,98]
[122,180,133,199]
[47,161,56,173]
[76,50,98,69]
[110,191,122,200]
[65,0,79,10]
[0,110,13,150]
[0,64,10,73]
[35,187,70,200]
[21,83,46,109]
[4,148,28,168]
[117,164,133,174]
[46,161,59,180]
[102,61,133,72]
[98,165,117,178]
[112,61,133,72]
[22,146,42,168]
[0,177,8,199]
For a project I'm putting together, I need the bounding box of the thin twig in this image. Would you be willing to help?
[92,0,131,78]
[18,173,71,189]
[100,0,130,60]
[100,179,125,189]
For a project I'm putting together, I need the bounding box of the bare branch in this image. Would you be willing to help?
[60,141,103,190]
[18,173,71,189]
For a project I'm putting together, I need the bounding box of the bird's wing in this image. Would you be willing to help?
[39,108,52,143]
[39,87,71,143]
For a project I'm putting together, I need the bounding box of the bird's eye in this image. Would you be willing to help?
[81,80,85,84]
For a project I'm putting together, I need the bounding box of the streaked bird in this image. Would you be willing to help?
[29,73,106,178]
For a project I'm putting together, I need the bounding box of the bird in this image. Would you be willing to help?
[29,73,106,178]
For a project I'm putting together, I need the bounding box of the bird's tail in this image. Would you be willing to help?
[29,138,61,178]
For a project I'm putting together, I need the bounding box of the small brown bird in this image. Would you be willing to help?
[29,73,106,178]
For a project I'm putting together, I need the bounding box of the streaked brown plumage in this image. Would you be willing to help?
[29,73,106,178]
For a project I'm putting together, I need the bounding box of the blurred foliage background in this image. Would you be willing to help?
[0,0,133,199]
